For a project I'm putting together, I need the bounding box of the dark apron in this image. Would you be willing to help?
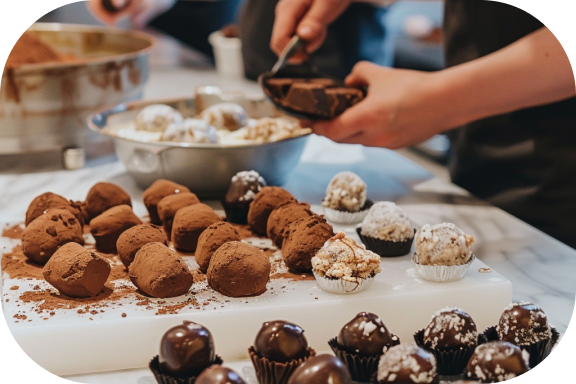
[444,0,576,248]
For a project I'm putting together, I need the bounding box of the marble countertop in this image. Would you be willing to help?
[1,30,574,384]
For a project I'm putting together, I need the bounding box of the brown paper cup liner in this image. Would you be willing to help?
[414,329,476,376]
[328,336,400,382]
[149,355,223,384]
[248,346,316,384]
[222,202,250,224]
[482,325,560,368]
[356,227,415,257]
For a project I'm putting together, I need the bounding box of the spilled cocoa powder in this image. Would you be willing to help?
[2,223,24,240]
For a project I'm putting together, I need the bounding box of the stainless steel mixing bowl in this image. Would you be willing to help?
[88,87,310,197]
[0,23,153,160]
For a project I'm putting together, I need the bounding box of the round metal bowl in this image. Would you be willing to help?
[0,23,154,157]
[88,87,310,197]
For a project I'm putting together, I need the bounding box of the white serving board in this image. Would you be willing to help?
[1,209,512,376]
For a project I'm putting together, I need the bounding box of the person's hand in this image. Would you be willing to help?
[309,62,448,149]
[271,0,352,57]
[87,0,176,28]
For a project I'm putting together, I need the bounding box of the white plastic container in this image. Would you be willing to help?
[208,30,245,78]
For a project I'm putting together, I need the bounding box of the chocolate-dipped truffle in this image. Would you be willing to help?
[497,302,552,346]
[22,208,84,265]
[247,186,296,235]
[84,182,132,223]
[90,205,142,252]
[159,321,216,376]
[423,307,478,349]
[196,365,246,384]
[253,320,309,363]
[223,171,266,224]
[129,242,193,298]
[43,242,110,298]
[143,179,191,224]
[287,354,353,384]
[116,223,167,268]
[267,201,313,248]
[376,344,437,384]
[172,203,221,252]
[195,221,241,273]
[207,241,270,297]
[157,192,200,240]
[25,192,84,227]
[337,312,397,356]
[282,215,334,273]
[466,341,529,382]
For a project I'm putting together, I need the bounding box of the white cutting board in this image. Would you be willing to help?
[1,209,512,376]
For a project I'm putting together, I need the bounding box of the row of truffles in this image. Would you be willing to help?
[116,102,311,145]
[148,302,558,384]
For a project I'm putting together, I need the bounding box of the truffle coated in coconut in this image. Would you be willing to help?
[267,201,313,248]
[415,223,474,266]
[195,221,241,273]
[322,171,367,212]
[22,208,85,265]
[142,179,191,224]
[84,182,132,223]
[171,203,221,252]
[376,344,436,384]
[25,192,84,228]
[247,186,296,235]
[128,242,193,298]
[360,201,413,242]
[282,215,334,273]
[135,104,183,132]
[423,307,478,349]
[43,242,111,298]
[199,102,247,131]
[157,192,200,241]
[116,224,167,268]
[466,341,529,382]
[206,241,270,297]
[90,205,142,252]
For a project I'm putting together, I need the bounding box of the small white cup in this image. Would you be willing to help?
[208,30,245,78]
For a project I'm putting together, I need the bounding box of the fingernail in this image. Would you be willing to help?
[298,25,314,38]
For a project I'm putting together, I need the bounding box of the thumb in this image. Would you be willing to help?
[296,0,350,52]
[345,61,387,88]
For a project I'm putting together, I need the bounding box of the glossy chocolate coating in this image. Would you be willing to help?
[467,341,529,382]
[196,365,246,384]
[159,321,215,376]
[497,302,551,345]
[287,354,353,384]
[423,307,477,349]
[337,312,395,356]
[253,320,308,363]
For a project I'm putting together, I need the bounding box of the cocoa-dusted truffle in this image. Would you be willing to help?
[90,205,142,252]
[253,320,309,363]
[195,221,240,273]
[196,365,246,384]
[337,312,397,356]
[22,208,84,265]
[116,224,167,268]
[129,242,193,298]
[25,192,84,227]
[287,354,353,384]
[43,242,110,298]
[282,215,334,272]
[143,179,191,224]
[376,344,437,384]
[207,241,270,297]
[84,182,132,223]
[267,201,313,248]
[223,171,267,224]
[172,203,221,252]
[466,341,529,382]
[497,302,552,346]
[157,192,200,240]
[247,186,296,235]
[423,307,478,349]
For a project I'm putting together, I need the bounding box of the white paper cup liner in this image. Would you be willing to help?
[412,253,475,282]
[323,207,369,225]
[313,272,374,294]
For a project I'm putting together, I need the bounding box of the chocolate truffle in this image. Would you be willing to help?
[497,302,552,346]
[360,202,413,242]
[287,354,353,384]
[196,365,246,384]
[415,223,474,266]
[195,221,241,273]
[25,192,84,227]
[84,182,132,223]
[267,201,313,248]
[466,341,529,382]
[207,241,270,297]
[247,186,296,235]
[116,223,167,268]
[43,242,110,298]
[322,171,367,213]
[337,312,397,356]
[282,215,334,272]
[376,344,437,384]
[90,205,142,252]
[159,321,216,376]
[253,320,309,363]
[423,307,478,349]
[157,192,200,240]
[129,242,193,298]
[143,179,191,224]
[223,171,267,224]
[22,208,84,265]
[172,203,221,252]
